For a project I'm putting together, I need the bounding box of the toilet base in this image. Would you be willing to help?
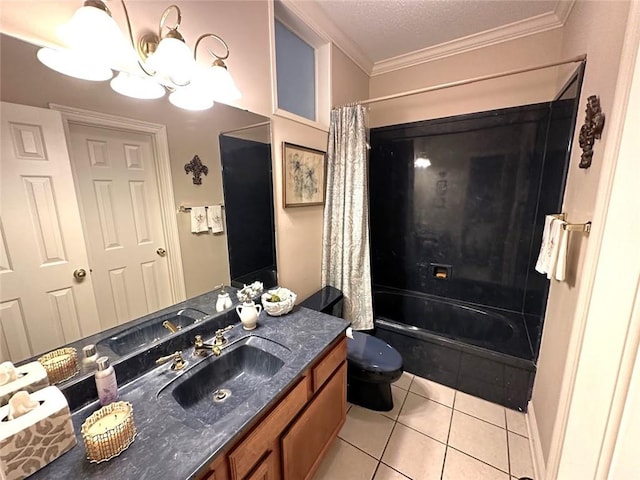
[347,376,394,412]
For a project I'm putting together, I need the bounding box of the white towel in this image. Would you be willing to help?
[555,222,569,281]
[207,205,224,233]
[0,362,17,386]
[190,207,208,233]
[536,215,562,274]
[8,391,39,420]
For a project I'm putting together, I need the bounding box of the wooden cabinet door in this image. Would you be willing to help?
[281,362,347,480]
[246,451,279,480]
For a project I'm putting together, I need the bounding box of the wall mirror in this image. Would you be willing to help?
[0,33,277,367]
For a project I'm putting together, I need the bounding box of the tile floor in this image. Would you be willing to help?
[313,372,534,480]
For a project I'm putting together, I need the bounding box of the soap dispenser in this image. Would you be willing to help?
[95,356,118,406]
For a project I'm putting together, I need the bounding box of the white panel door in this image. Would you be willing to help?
[0,102,101,362]
[67,123,173,329]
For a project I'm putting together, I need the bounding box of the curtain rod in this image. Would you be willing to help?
[219,121,270,136]
[360,54,587,106]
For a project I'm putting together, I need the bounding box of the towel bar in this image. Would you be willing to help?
[563,221,591,233]
[178,205,224,213]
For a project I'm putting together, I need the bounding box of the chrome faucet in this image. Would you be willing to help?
[156,351,187,370]
[162,320,180,334]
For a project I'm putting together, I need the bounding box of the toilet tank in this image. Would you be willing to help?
[300,287,343,318]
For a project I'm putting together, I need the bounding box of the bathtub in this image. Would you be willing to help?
[373,288,537,411]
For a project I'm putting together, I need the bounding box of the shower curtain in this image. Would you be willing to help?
[322,104,373,330]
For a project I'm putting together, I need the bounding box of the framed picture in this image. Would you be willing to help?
[282,142,327,207]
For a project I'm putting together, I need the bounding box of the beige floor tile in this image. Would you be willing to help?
[397,392,453,443]
[508,431,534,479]
[443,447,510,480]
[381,423,446,480]
[339,405,396,459]
[454,392,506,428]
[393,371,414,390]
[381,385,409,421]
[312,438,378,480]
[505,409,528,437]
[448,411,509,473]
[373,463,411,480]
[409,375,456,407]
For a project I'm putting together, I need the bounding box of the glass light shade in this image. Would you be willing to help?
[57,5,127,67]
[110,72,165,99]
[37,47,113,81]
[204,64,241,102]
[146,37,195,87]
[169,86,214,111]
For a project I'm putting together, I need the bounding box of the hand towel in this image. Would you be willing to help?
[190,207,208,233]
[536,215,561,274]
[0,362,17,386]
[555,221,569,281]
[545,218,564,280]
[207,205,224,233]
[8,391,39,420]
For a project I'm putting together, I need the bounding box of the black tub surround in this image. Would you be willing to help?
[369,98,579,410]
[374,289,535,409]
[30,307,349,480]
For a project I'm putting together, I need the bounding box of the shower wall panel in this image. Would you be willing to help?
[370,101,573,321]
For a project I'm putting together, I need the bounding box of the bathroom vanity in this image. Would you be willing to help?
[26,296,349,480]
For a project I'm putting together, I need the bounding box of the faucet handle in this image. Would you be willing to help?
[156,351,187,370]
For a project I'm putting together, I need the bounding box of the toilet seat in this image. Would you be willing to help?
[347,331,403,374]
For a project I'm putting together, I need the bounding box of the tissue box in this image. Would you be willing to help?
[0,362,49,407]
[0,386,76,480]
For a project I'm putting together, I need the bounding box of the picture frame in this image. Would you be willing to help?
[282,142,327,207]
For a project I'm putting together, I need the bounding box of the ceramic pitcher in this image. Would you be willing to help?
[215,293,232,312]
[236,301,262,330]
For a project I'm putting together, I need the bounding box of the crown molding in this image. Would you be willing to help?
[277,0,373,75]
[278,0,575,77]
[554,0,576,24]
[371,10,566,76]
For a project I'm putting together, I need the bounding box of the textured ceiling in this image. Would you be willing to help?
[315,0,560,63]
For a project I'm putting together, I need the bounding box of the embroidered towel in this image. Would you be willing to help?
[207,205,224,233]
[190,207,208,233]
[555,221,569,281]
[536,215,561,274]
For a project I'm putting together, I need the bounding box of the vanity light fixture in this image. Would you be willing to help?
[36,0,241,109]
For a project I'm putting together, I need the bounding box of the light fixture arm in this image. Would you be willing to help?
[194,33,230,63]
[158,5,182,39]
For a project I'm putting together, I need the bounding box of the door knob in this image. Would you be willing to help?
[73,268,87,280]
[156,248,167,257]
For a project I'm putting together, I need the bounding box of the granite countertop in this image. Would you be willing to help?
[30,305,349,480]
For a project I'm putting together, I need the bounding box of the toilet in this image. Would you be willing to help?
[346,329,403,411]
[300,286,404,412]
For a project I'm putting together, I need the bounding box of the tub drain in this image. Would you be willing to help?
[212,388,231,403]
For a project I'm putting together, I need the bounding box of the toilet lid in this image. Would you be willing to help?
[347,331,403,373]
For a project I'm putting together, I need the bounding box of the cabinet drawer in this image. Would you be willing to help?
[228,376,310,479]
[282,362,347,480]
[312,337,347,392]
[246,451,279,480]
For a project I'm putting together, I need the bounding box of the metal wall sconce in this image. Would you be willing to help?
[578,95,605,169]
[36,0,241,111]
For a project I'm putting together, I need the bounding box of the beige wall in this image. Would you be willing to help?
[270,118,326,301]
[331,45,369,108]
[0,34,268,299]
[531,0,631,467]
[368,29,563,127]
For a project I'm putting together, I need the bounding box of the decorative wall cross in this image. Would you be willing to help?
[578,95,605,169]
[184,155,209,185]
